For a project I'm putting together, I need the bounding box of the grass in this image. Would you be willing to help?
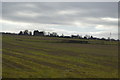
[2,34,118,78]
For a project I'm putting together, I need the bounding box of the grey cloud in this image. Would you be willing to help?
[2,2,118,25]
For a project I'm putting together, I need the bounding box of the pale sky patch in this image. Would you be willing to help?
[101,17,118,22]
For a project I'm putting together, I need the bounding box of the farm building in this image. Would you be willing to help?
[33,30,45,36]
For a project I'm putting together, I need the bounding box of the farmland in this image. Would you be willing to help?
[2,34,118,78]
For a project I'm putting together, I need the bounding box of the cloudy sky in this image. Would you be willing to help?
[1,2,118,39]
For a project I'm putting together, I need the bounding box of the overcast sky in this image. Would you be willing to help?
[1,2,118,39]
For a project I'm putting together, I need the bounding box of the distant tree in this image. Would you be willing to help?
[111,38,115,41]
[84,35,90,39]
[29,31,32,35]
[71,35,78,38]
[23,30,29,35]
[84,36,87,39]
[18,31,23,35]
[52,32,58,37]
[117,39,120,41]
[50,32,58,37]
[101,37,106,40]
[90,36,93,39]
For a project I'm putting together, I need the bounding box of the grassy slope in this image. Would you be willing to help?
[2,35,118,78]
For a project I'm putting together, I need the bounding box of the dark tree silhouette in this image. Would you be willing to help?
[24,30,29,35]
[50,32,58,37]
[29,31,32,35]
[18,31,23,35]
[101,37,106,40]
[84,36,87,39]
[90,36,93,39]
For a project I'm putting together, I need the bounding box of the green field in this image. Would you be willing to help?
[2,35,118,78]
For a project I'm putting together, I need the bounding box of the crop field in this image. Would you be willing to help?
[2,35,118,78]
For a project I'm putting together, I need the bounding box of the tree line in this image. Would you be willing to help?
[1,30,119,41]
